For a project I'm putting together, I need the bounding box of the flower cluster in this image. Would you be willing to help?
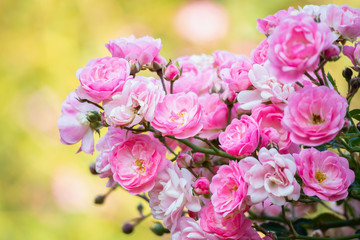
[59,4,360,239]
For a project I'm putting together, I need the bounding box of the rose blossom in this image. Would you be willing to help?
[219,115,259,157]
[149,164,201,232]
[172,217,218,240]
[199,202,255,240]
[164,63,181,81]
[240,147,300,205]
[110,133,168,194]
[105,35,162,65]
[251,38,269,65]
[256,7,295,36]
[251,104,292,152]
[343,42,360,71]
[294,148,355,201]
[267,13,334,82]
[219,56,253,92]
[198,94,228,140]
[152,92,203,139]
[237,63,295,110]
[322,4,360,42]
[58,91,98,154]
[103,76,165,127]
[76,56,131,101]
[281,86,348,146]
[210,160,248,217]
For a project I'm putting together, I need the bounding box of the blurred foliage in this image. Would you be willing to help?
[0,0,359,239]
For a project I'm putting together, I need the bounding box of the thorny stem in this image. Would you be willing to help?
[77,98,104,110]
[282,205,297,237]
[305,71,320,86]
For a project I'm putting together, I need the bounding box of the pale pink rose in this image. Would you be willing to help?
[172,217,218,240]
[251,38,269,65]
[171,56,217,95]
[240,148,300,205]
[105,35,162,65]
[294,148,355,201]
[149,164,201,232]
[76,57,131,101]
[237,63,295,110]
[152,92,203,139]
[219,115,259,157]
[256,7,295,35]
[343,42,360,71]
[219,56,253,92]
[199,202,253,240]
[251,104,292,152]
[194,178,210,195]
[281,86,348,146]
[164,63,181,81]
[267,14,334,83]
[198,94,228,140]
[104,76,165,127]
[110,133,168,194]
[213,50,240,72]
[210,161,248,217]
[322,5,360,42]
[177,153,193,168]
[95,127,127,186]
[58,91,98,154]
[250,199,282,216]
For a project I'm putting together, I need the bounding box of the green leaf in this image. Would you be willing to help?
[327,73,336,87]
[312,213,343,230]
[350,109,360,117]
[292,218,313,236]
[260,222,288,237]
[315,144,328,151]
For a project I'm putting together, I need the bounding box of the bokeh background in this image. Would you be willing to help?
[1,0,359,239]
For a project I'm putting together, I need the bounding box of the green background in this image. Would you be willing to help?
[0,0,359,239]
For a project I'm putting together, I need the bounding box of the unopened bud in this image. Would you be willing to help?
[194,177,210,195]
[348,77,360,98]
[89,162,98,175]
[148,60,164,72]
[94,195,106,205]
[129,60,141,76]
[137,203,143,214]
[177,153,192,168]
[150,222,169,236]
[324,43,341,61]
[122,222,134,234]
[164,63,181,81]
[342,68,353,81]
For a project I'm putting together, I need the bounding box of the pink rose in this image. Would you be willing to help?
[76,57,131,101]
[199,202,253,240]
[110,133,168,194]
[267,14,334,82]
[219,56,253,92]
[251,104,292,152]
[322,5,360,42]
[240,148,300,205]
[256,8,295,36]
[172,217,218,240]
[251,38,269,65]
[152,92,203,139]
[103,76,165,127]
[219,115,259,157]
[198,94,228,140]
[149,164,201,232]
[171,56,217,95]
[281,86,348,146]
[58,91,98,154]
[105,35,162,65]
[343,42,360,71]
[294,148,355,201]
[210,161,248,217]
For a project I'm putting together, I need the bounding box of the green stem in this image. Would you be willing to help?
[305,72,320,86]
[165,136,239,160]
[282,205,297,237]
[157,70,167,95]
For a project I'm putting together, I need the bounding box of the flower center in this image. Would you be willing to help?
[311,114,324,125]
[315,170,326,183]
[135,159,146,173]
[170,111,186,126]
